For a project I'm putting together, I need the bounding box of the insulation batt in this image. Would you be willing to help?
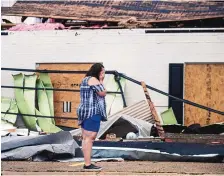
[8,23,65,31]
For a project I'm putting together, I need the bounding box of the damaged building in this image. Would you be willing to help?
[1,0,224,163]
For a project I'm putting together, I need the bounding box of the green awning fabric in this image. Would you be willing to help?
[13,73,37,130]
[12,73,61,133]
[39,73,55,124]
[36,109,62,133]
[161,107,178,125]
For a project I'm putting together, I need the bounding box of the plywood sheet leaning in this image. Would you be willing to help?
[184,64,224,126]
[36,63,94,128]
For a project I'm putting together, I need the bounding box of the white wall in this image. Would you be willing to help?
[1,0,17,7]
[2,29,224,114]
[1,0,20,23]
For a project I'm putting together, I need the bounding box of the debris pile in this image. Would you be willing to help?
[1,73,61,136]
[1,131,82,161]
[1,70,224,163]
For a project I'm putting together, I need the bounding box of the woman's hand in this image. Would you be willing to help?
[99,71,105,83]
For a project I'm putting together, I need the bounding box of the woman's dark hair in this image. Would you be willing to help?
[86,63,104,80]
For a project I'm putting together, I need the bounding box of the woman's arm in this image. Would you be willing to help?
[88,77,107,97]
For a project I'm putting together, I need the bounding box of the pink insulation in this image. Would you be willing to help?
[8,23,65,31]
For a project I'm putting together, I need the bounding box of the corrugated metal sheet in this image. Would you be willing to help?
[108,100,155,123]
[2,0,224,23]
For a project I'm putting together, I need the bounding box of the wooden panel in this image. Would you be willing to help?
[184,64,224,126]
[210,64,224,124]
[54,101,79,128]
[37,63,94,128]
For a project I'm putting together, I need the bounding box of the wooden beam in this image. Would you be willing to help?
[141,81,165,139]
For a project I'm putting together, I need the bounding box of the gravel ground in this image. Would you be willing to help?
[1,161,224,175]
[2,172,223,176]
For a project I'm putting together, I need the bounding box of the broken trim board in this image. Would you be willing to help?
[141,82,165,139]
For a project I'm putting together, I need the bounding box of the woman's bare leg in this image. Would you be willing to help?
[82,128,97,166]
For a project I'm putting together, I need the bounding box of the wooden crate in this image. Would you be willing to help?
[184,63,224,126]
[36,63,94,128]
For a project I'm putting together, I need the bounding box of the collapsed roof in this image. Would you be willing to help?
[2,0,224,27]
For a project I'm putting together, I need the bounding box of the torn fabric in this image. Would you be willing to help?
[13,74,37,130]
[39,73,55,124]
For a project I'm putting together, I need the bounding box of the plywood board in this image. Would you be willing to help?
[184,64,224,126]
[210,64,224,124]
[37,63,94,128]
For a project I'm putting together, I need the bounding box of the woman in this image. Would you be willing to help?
[77,63,107,171]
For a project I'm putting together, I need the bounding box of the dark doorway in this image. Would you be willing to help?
[169,63,184,124]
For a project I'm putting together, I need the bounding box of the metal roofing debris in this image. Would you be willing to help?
[2,0,224,24]
[70,114,155,139]
[89,140,224,162]
[108,100,155,124]
[96,114,154,139]
[70,100,156,139]
[1,131,82,161]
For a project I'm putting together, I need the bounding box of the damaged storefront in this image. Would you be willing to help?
[1,65,224,163]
